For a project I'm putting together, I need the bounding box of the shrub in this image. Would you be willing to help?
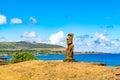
[11,52,37,63]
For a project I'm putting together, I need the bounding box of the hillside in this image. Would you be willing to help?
[0,60,120,80]
[0,41,64,49]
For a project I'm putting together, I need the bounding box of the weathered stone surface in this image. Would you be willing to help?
[63,59,76,62]
[64,33,76,62]
[0,59,8,65]
[92,62,106,66]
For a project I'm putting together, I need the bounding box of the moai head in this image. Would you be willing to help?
[67,33,74,45]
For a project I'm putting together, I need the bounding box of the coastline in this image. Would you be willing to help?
[74,51,110,54]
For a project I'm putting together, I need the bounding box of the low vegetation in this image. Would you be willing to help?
[0,41,64,49]
[0,49,65,55]
[0,41,65,55]
[10,52,37,63]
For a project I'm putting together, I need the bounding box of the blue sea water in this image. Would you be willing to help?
[35,53,120,66]
[2,53,120,66]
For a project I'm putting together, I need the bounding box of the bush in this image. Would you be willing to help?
[11,52,37,63]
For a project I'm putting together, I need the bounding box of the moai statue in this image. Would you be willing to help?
[64,33,76,62]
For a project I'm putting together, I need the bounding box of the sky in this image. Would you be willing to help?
[0,0,120,53]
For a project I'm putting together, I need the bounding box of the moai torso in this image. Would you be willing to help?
[64,33,75,62]
[66,43,74,59]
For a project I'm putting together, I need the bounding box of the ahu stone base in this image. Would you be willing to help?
[63,58,76,62]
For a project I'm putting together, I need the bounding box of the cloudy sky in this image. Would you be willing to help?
[0,0,120,53]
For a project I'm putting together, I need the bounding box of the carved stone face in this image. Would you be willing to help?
[67,33,73,45]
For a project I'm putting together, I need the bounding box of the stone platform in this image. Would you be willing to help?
[63,59,76,62]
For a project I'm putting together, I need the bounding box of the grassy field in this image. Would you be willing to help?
[0,41,65,55]
[0,48,66,55]
[0,60,120,80]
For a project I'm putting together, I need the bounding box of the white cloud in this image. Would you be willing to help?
[49,31,64,44]
[29,16,37,24]
[22,32,37,38]
[0,14,7,24]
[11,18,22,24]
[74,30,120,53]
[94,31,109,43]
[36,39,50,44]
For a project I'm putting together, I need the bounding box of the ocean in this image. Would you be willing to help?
[3,53,120,66]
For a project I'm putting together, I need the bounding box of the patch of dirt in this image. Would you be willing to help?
[0,60,120,80]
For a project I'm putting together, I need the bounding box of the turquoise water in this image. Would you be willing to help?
[2,53,120,66]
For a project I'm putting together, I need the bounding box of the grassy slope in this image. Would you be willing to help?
[0,60,120,80]
[0,41,64,49]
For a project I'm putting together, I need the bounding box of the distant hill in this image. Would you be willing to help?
[0,41,64,49]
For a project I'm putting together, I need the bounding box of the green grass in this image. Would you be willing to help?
[10,52,38,63]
